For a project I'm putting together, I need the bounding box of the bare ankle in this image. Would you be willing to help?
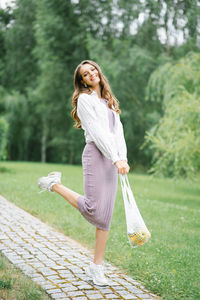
[52,183,61,191]
[93,259,103,265]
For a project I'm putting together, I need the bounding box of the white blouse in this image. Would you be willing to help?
[77,91,127,164]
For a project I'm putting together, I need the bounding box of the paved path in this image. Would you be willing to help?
[0,195,159,300]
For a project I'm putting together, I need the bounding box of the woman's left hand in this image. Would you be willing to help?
[114,160,130,175]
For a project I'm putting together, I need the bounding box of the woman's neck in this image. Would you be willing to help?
[91,85,101,99]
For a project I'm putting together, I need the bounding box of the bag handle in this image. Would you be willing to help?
[120,174,134,206]
[119,174,132,212]
[120,174,149,230]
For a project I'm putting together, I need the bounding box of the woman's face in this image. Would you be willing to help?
[80,63,100,88]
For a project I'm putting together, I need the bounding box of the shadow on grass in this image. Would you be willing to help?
[0,167,15,174]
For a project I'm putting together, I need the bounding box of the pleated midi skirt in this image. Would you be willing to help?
[77,141,118,231]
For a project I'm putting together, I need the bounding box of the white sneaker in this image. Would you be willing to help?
[37,171,62,192]
[85,262,108,286]
[48,171,62,180]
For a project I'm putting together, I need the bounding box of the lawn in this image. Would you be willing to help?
[0,252,50,300]
[0,161,199,300]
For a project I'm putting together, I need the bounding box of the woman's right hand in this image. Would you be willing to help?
[114,160,130,175]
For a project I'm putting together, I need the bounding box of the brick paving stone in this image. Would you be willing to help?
[87,293,104,299]
[74,297,88,300]
[96,288,113,294]
[52,265,66,270]
[111,284,125,290]
[116,290,136,296]
[0,195,159,300]
[77,284,94,290]
[123,277,140,285]
[44,260,60,267]
[60,275,76,281]
[29,262,45,268]
[127,286,146,294]
[61,284,78,292]
[59,275,76,281]
[31,276,45,282]
[38,267,57,276]
[84,290,102,295]
[19,265,35,275]
[40,283,58,289]
[136,294,156,299]
[67,290,85,297]
[77,274,91,281]
[30,273,44,280]
[50,292,68,299]
[59,270,74,276]
[46,275,61,282]
[106,280,121,286]
[59,280,76,288]
[1,249,13,255]
[68,266,84,274]
[46,288,63,294]
[71,280,89,286]
[149,293,158,298]
[105,294,121,299]
[51,278,67,284]
[115,278,130,285]
[120,293,138,299]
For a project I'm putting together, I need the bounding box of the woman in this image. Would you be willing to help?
[37,60,130,286]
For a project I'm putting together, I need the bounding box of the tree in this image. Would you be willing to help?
[33,0,88,162]
[0,6,13,86]
[144,52,200,178]
[1,0,199,166]
[3,0,38,93]
[4,91,32,161]
[118,0,200,55]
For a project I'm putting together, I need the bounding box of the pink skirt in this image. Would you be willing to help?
[77,142,118,230]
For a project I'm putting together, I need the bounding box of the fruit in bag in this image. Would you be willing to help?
[120,174,151,248]
[128,230,151,247]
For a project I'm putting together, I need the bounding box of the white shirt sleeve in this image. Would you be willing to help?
[116,117,127,161]
[77,93,120,164]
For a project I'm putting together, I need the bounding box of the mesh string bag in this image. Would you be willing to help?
[120,174,151,247]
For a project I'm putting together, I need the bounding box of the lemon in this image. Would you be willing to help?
[128,230,151,247]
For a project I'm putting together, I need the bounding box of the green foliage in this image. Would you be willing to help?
[32,0,88,162]
[0,0,200,168]
[3,0,37,92]
[145,52,200,178]
[0,7,11,84]
[4,91,33,160]
[0,117,8,160]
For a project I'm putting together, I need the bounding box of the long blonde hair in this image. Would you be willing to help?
[71,60,121,129]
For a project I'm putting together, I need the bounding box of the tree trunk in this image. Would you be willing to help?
[41,120,47,163]
[69,148,73,165]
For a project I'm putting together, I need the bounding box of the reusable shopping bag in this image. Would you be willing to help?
[119,174,151,247]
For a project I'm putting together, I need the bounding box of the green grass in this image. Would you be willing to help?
[0,161,200,300]
[0,252,50,300]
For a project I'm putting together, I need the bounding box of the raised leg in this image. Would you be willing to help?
[52,183,80,209]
